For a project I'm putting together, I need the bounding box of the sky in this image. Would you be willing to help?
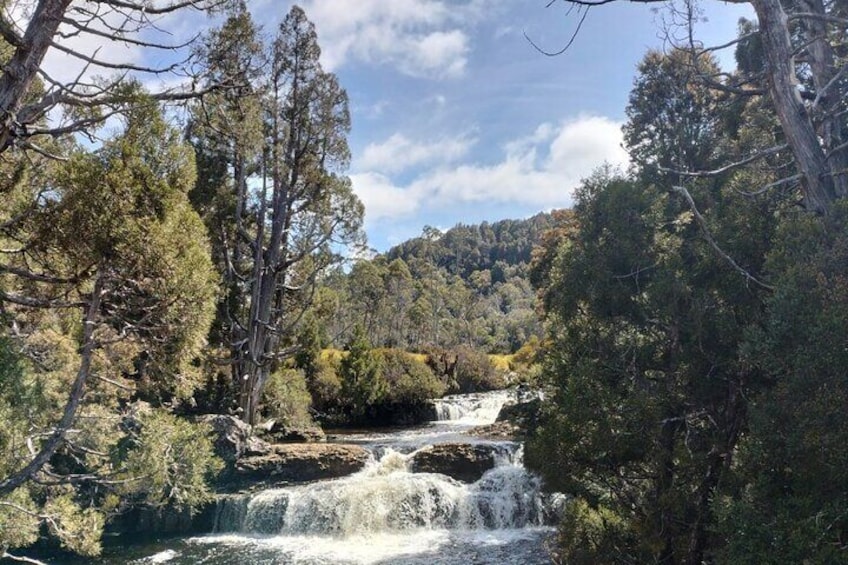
[40,0,754,253]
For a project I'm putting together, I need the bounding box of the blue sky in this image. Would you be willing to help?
[42,0,754,252]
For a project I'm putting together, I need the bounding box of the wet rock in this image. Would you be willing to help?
[465,420,521,441]
[107,502,217,536]
[496,396,542,431]
[233,444,370,486]
[257,420,327,443]
[410,443,507,483]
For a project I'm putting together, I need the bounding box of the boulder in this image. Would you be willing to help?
[410,443,507,483]
[233,444,370,486]
[196,414,268,463]
[496,397,542,430]
[257,420,327,443]
[465,420,521,441]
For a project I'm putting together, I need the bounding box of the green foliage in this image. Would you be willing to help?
[0,488,40,553]
[452,346,503,393]
[35,97,217,401]
[376,348,446,404]
[117,409,223,511]
[425,346,504,394]
[318,214,549,354]
[0,337,109,556]
[339,327,385,419]
[624,49,724,181]
[306,356,343,414]
[188,5,365,422]
[552,498,636,565]
[43,494,105,556]
[510,336,540,369]
[713,204,848,563]
[526,163,776,562]
[261,368,314,428]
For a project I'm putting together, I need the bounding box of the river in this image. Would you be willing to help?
[87,390,557,564]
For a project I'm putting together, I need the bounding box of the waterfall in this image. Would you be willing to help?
[214,446,551,536]
[431,390,513,424]
[183,390,558,565]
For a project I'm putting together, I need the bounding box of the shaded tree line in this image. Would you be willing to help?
[527,1,848,562]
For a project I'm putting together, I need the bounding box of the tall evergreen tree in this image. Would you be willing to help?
[191,6,364,424]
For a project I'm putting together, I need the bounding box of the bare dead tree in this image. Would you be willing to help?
[0,0,233,154]
[546,0,848,214]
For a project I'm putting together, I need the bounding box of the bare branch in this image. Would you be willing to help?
[59,16,200,50]
[788,12,848,26]
[661,144,789,178]
[2,552,48,565]
[0,290,83,309]
[94,0,230,16]
[0,263,86,284]
[673,185,774,291]
[735,173,803,197]
[0,15,23,47]
[524,7,590,57]
[49,40,182,73]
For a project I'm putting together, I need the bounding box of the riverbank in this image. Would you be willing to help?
[66,389,557,565]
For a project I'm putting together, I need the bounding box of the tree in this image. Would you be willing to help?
[624,49,725,183]
[190,6,364,424]
[340,325,385,421]
[0,0,233,155]
[713,203,848,562]
[527,8,848,560]
[527,166,776,564]
[548,0,847,214]
[0,99,219,558]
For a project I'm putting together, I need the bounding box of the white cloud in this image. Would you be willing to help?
[350,172,422,223]
[357,133,475,174]
[289,0,479,78]
[352,116,628,224]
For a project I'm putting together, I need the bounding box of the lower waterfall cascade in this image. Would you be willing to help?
[86,389,560,564]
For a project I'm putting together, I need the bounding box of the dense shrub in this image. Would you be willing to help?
[425,346,504,394]
[376,348,446,404]
[340,327,386,419]
[306,357,343,413]
[454,346,504,392]
[261,368,314,427]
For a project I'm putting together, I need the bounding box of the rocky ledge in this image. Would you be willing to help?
[232,443,370,488]
[410,442,512,483]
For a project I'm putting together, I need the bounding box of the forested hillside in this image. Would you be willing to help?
[314,213,553,353]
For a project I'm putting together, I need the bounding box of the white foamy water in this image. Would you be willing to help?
[329,389,515,452]
[143,550,179,563]
[94,390,555,565]
[432,390,514,425]
[213,446,547,536]
[189,527,552,565]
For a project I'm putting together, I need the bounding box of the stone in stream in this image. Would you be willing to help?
[409,442,511,483]
[233,443,371,487]
[256,419,327,443]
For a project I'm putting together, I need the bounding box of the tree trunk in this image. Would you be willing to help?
[684,386,746,565]
[751,0,838,213]
[0,0,73,152]
[0,271,103,496]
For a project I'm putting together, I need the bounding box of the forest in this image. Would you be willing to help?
[0,0,847,563]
